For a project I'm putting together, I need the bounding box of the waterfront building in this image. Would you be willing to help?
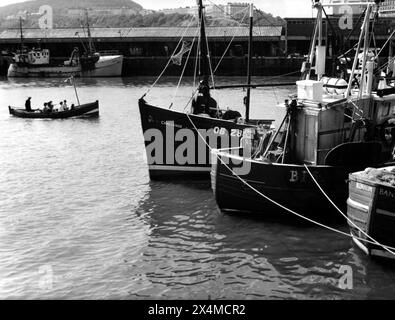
[0,26,284,76]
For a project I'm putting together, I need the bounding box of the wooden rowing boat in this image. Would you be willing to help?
[8,100,99,119]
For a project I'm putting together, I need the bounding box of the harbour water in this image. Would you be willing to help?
[1,77,395,300]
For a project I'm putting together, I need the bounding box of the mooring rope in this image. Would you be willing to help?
[183,112,395,254]
[304,164,395,256]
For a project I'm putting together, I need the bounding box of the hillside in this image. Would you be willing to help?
[0,0,283,29]
[0,0,142,15]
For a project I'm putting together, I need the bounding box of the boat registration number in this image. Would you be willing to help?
[213,127,243,138]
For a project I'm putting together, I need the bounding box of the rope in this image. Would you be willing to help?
[193,18,201,91]
[213,8,249,75]
[205,23,216,90]
[142,17,196,98]
[304,164,395,256]
[171,35,198,108]
[183,112,395,253]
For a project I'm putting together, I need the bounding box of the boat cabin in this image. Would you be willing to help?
[14,48,50,65]
[288,77,395,167]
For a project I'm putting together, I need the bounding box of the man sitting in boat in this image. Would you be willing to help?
[58,101,65,112]
[63,100,69,111]
[43,103,49,113]
[48,101,54,113]
[191,80,218,117]
[25,97,32,112]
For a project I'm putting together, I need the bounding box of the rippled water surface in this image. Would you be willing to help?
[1,77,395,300]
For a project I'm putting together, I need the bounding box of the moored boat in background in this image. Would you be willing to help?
[7,13,123,78]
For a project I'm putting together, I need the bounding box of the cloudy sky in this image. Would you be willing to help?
[0,0,315,17]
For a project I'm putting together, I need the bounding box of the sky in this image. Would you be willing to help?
[0,0,315,18]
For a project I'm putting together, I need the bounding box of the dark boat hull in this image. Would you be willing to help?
[138,99,271,180]
[211,151,366,223]
[347,172,395,259]
[8,101,99,119]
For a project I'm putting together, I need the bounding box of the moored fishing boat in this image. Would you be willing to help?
[211,0,395,223]
[347,167,395,259]
[7,13,123,78]
[139,1,284,180]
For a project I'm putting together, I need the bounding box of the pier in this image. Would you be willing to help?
[0,26,294,76]
[1,17,393,77]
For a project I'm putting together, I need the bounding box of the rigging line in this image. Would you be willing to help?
[194,25,201,91]
[205,0,250,24]
[253,8,282,33]
[208,6,250,25]
[204,1,275,39]
[347,99,365,118]
[375,30,395,59]
[183,88,200,112]
[171,35,197,109]
[205,26,217,93]
[304,164,395,256]
[183,112,395,250]
[213,9,249,75]
[142,16,196,98]
[376,56,395,74]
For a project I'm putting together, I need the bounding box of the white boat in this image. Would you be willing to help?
[7,13,123,78]
[7,49,123,78]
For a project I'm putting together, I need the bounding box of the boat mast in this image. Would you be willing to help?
[301,1,323,80]
[19,17,24,51]
[245,3,254,122]
[85,9,94,54]
[345,3,373,99]
[198,0,210,90]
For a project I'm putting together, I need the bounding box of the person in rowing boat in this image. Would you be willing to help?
[63,100,68,111]
[58,101,64,112]
[43,103,49,113]
[25,97,32,112]
[48,101,54,113]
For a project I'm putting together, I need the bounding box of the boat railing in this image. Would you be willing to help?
[99,50,122,56]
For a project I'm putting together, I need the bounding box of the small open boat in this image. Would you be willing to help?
[347,167,395,260]
[8,100,99,119]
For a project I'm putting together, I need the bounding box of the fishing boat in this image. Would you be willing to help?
[8,76,99,119]
[7,13,123,78]
[139,1,281,180]
[211,0,395,222]
[347,167,395,259]
[8,101,99,119]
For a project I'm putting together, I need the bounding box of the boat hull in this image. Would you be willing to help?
[347,171,395,259]
[211,151,366,223]
[8,101,99,119]
[7,55,123,77]
[139,99,268,180]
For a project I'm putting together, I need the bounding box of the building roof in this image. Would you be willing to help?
[0,26,283,43]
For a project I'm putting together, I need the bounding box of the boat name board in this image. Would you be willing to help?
[379,188,395,199]
[161,120,183,129]
[356,182,373,193]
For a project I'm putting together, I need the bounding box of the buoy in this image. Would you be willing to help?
[321,77,348,95]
